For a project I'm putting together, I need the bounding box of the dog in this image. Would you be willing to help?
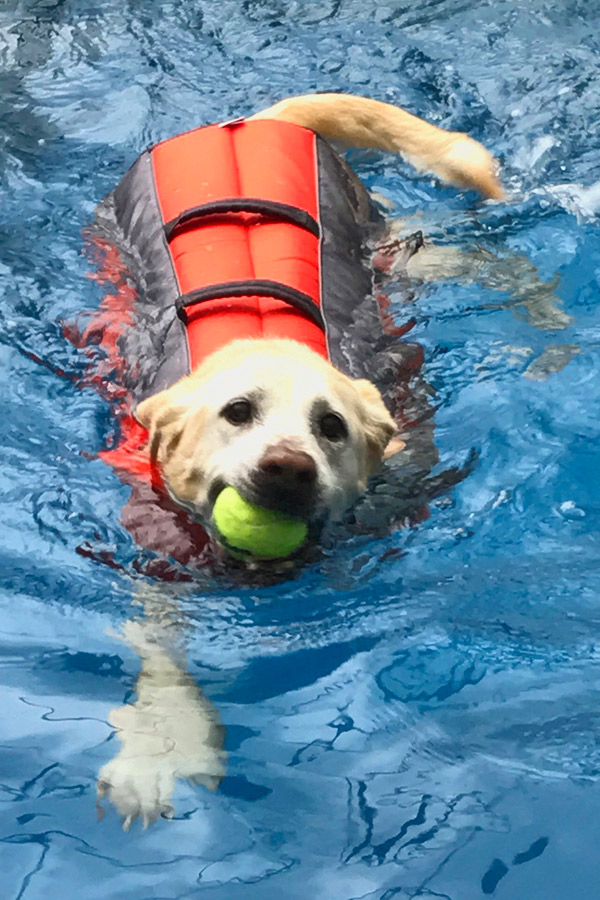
[93,92,504,566]
[91,93,510,827]
[89,94,578,829]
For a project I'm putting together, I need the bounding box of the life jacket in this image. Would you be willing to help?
[77,117,424,569]
[96,116,391,388]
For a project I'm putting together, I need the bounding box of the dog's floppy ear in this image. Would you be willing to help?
[137,387,209,504]
[136,390,167,430]
[136,390,190,465]
[353,379,397,472]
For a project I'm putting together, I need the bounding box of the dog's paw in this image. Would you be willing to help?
[98,688,226,829]
[97,753,176,831]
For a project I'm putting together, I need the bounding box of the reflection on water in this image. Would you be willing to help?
[2,1,600,898]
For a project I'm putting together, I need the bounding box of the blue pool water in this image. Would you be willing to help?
[2,1,600,897]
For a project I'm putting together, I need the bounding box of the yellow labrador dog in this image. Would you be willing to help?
[134,94,504,552]
[95,97,579,830]
[96,95,510,829]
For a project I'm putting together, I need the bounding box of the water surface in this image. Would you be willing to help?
[2,1,600,898]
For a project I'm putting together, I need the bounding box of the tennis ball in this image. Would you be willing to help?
[212,486,308,559]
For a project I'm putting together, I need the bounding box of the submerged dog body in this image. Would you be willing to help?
[89,93,503,561]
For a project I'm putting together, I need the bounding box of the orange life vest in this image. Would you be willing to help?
[75,116,423,571]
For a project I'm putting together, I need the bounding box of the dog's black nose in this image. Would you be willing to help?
[258,447,317,486]
[252,444,318,516]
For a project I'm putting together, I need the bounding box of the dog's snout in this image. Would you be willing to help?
[250,444,319,516]
[258,447,317,486]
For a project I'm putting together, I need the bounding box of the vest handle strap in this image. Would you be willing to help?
[164,198,320,241]
[175,280,325,331]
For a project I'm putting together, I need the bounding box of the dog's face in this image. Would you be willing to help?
[136,340,396,550]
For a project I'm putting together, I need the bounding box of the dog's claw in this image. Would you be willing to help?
[122,813,134,832]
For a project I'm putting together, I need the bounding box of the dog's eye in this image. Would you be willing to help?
[319,412,348,441]
[221,398,253,426]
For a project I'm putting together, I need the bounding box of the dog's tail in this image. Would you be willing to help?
[249,93,505,201]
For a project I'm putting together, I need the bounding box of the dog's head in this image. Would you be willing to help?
[136,339,396,552]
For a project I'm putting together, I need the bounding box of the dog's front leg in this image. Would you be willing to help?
[97,590,225,830]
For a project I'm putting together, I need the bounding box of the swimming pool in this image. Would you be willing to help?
[2,1,600,897]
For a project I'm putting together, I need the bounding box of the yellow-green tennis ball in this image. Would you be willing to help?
[212,486,308,559]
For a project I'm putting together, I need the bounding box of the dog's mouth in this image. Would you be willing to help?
[241,482,318,519]
[207,476,321,522]
[207,478,227,512]
[205,477,325,562]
